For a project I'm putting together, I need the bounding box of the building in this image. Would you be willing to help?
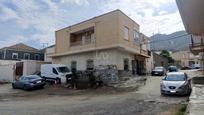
[44,45,55,62]
[176,0,204,73]
[152,53,169,69]
[52,10,151,76]
[0,43,44,61]
[171,51,200,67]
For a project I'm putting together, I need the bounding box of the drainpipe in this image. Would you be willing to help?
[3,48,6,59]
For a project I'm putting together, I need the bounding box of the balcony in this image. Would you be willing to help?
[70,27,94,47]
[189,43,204,55]
[140,49,151,57]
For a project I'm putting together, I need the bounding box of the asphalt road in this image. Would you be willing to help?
[0,71,194,115]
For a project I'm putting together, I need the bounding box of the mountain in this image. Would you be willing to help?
[150,31,191,52]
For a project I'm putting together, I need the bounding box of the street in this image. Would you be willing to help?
[0,70,196,115]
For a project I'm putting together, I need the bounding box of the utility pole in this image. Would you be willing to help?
[42,43,49,49]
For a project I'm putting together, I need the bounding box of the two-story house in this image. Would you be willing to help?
[172,51,200,67]
[52,10,151,75]
[0,43,44,61]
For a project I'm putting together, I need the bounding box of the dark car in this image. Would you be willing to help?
[151,67,166,76]
[12,75,45,90]
[168,66,178,72]
[180,66,190,70]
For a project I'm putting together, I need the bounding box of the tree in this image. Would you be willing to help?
[160,50,175,63]
[160,50,170,58]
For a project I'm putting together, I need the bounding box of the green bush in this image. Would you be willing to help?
[175,105,187,115]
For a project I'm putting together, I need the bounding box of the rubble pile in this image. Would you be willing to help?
[95,65,119,84]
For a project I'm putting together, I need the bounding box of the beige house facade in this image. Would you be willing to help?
[172,51,200,67]
[44,45,55,62]
[52,10,150,75]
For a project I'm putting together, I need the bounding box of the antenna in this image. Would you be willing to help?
[42,43,49,49]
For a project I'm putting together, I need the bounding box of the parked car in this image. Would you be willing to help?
[180,66,191,70]
[12,75,45,90]
[189,64,201,69]
[160,72,191,95]
[41,64,72,84]
[151,66,166,76]
[168,66,178,72]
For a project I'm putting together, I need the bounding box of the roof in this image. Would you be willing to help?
[167,72,185,75]
[56,9,140,32]
[0,43,40,52]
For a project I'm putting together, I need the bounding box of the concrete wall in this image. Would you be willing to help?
[44,46,55,62]
[23,60,51,76]
[0,64,15,82]
[153,53,168,69]
[53,48,134,71]
[55,10,120,54]
[146,52,154,73]
[0,60,19,65]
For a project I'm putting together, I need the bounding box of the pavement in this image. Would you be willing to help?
[0,74,189,115]
[183,69,204,115]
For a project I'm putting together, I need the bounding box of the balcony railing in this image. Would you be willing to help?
[189,43,204,55]
[70,41,82,47]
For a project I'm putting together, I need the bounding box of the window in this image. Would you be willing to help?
[133,30,140,43]
[24,53,30,60]
[71,61,77,71]
[0,53,3,59]
[86,59,94,70]
[12,53,18,60]
[52,68,58,75]
[34,54,40,60]
[124,58,129,71]
[124,26,129,40]
[85,32,92,44]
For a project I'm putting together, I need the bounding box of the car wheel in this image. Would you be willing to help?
[56,78,61,84]
[12,83,16,89]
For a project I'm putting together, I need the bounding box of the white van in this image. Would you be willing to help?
[41,64,72,84]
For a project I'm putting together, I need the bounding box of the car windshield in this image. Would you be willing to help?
[155,67,163,70]
[57,67,70,73]
[24,76,40,80]
[164,74,186,81]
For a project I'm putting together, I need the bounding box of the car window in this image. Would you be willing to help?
[164,74,185,81]
[19,76,24,80]
[53,68,58,75]
[57,67,70,73]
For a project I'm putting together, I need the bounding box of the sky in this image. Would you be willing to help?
[0,0,185,49]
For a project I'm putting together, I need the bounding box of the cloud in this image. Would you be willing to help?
[0,3,19,21]
[0,0,184,49]
[100,0,184,36]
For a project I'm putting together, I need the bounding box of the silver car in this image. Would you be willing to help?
[160,72,191,95]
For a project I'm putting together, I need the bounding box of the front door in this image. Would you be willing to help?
[132,60,136,75]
